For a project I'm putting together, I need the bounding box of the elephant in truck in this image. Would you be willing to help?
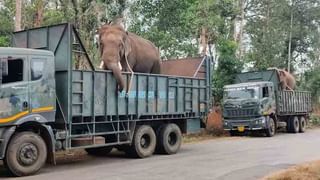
[99,24,161,91]
[268,68,296,90]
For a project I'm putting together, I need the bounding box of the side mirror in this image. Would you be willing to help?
[0,58,8,85]
[1,58,8,76]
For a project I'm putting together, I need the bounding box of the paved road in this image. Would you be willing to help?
[1,129,320,180]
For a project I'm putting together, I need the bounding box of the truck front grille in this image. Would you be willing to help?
[225,108,256,117]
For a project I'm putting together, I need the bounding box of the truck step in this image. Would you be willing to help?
[277,121,287,128]
[72,102,83,105]
[70,130,131,138]
[71,136,105,147]
[72,91,83,94]
[72,80,83,83]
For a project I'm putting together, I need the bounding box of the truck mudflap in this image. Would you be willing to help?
[0,126,16,160]
[223,116,268,132]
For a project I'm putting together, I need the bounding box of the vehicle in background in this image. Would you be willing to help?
[223,70,312,137]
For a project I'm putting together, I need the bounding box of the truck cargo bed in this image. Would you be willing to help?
[277,91,312,115]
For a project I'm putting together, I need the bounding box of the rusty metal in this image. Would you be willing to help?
[161,57,205,78]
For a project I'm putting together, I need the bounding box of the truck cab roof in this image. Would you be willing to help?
[224,81,273,89]
[0,47,54,57]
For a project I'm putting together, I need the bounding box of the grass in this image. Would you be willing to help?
[262,160,320,180]
[183,128,229,144]
[309,114,320,128]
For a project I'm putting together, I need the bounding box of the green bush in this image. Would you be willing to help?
[309,114,320,127]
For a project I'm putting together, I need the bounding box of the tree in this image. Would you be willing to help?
[15,0,22,31]
[34,0,44,27]
[213,40,242,103]
[245,0,320,71]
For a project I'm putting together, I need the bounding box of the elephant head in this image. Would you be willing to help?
[99,24,131,92]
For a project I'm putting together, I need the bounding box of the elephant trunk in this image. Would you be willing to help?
[107,62,125,92]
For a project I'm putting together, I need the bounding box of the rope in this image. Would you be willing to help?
[125,55,134,96]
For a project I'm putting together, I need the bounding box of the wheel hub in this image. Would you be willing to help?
[168,132,177,145]
[18,143,38,166]
[140,135,150,149]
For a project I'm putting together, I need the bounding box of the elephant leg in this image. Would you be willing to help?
[151,61,161,74]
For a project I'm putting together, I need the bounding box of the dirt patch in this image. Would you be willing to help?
[262,160,320,180]
[206,106,225,134]
[55,149,91,164]
[183,129,229,144]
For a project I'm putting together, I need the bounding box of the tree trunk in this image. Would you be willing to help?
[200,26,208,56]
[15,0,22,31]
[287,0,294,73]
[238,0,245,60]
[234,0,246,60]
[71,0,80,29]
[34,0,44,27]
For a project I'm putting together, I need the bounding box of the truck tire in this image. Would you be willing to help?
[299,116,306,133]
[156,124,182,155]
[126,125,156,158]
[289,116,300,133]
[85,146,113,156]
[265,117,276,137]
[4,132,47,177]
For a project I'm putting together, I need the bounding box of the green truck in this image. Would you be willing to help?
[223,70,312,137]
[0,23,213,176]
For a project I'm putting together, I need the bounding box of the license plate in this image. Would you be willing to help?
[238,126,245,132]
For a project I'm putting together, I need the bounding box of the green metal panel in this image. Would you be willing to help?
[277,91,312,115]
[71,70,208,117]
[186,119,201,134]
[235,70,281,91]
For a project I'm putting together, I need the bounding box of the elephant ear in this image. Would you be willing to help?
[278,70,286,79]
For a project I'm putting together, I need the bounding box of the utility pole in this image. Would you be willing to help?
[288,0,294,73]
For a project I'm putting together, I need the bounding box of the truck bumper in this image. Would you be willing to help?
[223,117,267,131]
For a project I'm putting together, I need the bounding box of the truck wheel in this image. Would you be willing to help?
[156,124,182,155]
[289,116,300,133]
[85,146,113,156]
[126,125,156,158]
[4,132,47,177]
[299,116,306,133]
[265,117,276,137]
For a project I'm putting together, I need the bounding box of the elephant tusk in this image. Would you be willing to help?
[99,61,122,71]
[99,61,104,69]
[118,62,122,71]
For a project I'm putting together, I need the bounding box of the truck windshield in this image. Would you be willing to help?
[224,87,259,99]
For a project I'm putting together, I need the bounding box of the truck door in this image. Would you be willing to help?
[29,56,55,121]
[0,56,29,124]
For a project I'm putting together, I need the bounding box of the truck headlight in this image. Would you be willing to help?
[224,121,228,126]
[260,118,266,124]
